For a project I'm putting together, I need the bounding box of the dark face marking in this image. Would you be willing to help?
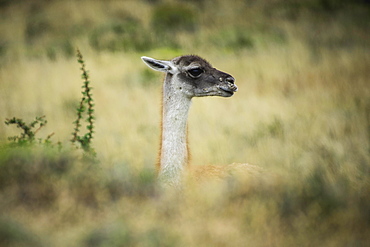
[172,55,237,97]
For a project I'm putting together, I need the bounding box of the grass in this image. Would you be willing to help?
[0,0,369,246]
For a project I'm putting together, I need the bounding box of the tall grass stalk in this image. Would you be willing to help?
[71,49,96,156]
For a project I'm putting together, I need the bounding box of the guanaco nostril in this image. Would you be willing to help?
[225,76,235,84]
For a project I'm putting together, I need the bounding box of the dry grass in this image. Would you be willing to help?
[0,0,369,246]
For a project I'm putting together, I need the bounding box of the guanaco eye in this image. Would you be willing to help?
[188,68,204,78]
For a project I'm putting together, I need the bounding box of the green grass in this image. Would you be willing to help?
[0,0,369,246]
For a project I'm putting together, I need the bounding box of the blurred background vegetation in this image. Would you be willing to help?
[0,0,369,246]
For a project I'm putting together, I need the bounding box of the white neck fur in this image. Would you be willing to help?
[159,74,192,187]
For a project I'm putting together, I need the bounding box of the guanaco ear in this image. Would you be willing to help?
[141,56,178,74]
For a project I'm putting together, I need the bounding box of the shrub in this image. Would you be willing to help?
[71,49,96,157]
[151,3,198,33]
[209,27,254,51]
[5,116,56,146]
[89,18,154,52]
[0,146,72,208]
[0,217,44,247]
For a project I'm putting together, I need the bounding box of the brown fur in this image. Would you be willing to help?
[190,163,263,183]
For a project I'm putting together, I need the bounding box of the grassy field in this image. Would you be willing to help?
[0,0,369,246]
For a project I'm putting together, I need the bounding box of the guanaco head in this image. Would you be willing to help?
[141,55,237,98]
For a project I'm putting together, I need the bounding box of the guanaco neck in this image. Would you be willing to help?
[159,73,192,187]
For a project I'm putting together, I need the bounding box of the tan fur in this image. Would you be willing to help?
[190,163,263,183]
